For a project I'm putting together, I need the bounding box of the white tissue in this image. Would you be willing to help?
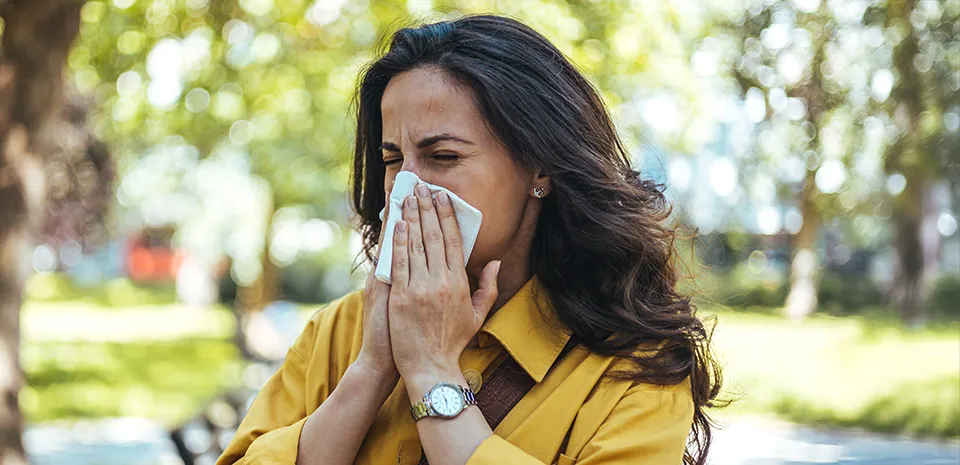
[375,171,483,283]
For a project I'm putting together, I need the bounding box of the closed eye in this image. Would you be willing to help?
[381,154,459,166]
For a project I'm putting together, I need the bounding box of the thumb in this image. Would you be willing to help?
[471,260,501,320]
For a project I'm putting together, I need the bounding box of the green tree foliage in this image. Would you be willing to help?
[70,0,710,306]
[881,0,959,325]
[69,0,957,321]
[705,0,958,323]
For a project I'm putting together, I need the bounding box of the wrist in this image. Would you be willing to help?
[348,358,400,398]
[403,363,467,404]
[354,352,398,378]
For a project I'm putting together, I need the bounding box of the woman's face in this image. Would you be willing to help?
[379,66,544,283]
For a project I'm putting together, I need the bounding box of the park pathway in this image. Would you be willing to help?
[709,417,959,465]
[26,416,960,465]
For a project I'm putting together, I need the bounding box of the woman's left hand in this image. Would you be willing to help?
[387,183,501,381]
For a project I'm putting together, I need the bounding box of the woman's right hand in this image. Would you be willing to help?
[354,193,399,381]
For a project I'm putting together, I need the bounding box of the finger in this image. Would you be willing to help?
[392,220,410,286]
[403,195,428,278]
[435,191,465,270]
[365,270,390,311]
[368,265,391,292]
[471,260,501,320]
[415,183,446,273]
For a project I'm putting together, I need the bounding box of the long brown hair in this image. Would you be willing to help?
[350,15,724,465]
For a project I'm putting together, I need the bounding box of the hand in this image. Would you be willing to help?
[387,184,502,380]
[354,191,399,381]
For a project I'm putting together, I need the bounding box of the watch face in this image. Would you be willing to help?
[429,385,464,417]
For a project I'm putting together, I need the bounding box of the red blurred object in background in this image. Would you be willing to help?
[126,227,184,282]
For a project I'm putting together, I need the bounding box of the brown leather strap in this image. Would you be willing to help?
[418,335,579,465]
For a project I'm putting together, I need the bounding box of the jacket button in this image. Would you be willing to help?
[463,369,482,392]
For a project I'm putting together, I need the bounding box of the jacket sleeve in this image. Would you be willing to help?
[466,381,694,465]
[217,293,363,465]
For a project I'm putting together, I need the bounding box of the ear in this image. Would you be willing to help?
[530,168,551,198]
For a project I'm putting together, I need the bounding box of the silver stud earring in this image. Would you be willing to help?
[533,186,546,198]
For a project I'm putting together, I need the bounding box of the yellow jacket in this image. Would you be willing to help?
[218,277,693,465]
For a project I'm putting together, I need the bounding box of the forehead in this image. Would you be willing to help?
[380,67,484,136]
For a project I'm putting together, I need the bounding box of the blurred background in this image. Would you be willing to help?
[0,0,957,464]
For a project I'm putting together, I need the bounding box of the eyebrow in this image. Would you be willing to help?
[379,133,475,152]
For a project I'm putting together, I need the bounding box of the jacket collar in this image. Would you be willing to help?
[477,276,572,383]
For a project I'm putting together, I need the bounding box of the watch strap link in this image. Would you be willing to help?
[460,384,478,406]
[410,396,433,421]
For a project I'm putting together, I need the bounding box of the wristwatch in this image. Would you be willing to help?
[410,381,478,421]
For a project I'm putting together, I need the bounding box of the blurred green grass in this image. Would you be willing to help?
[706,308,960,438]
[21,300,960,438]
[23,338,243,426]
[23,273,178,308]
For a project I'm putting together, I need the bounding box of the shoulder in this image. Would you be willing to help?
[289,288,366,361]
[611,352,695,421]
[601,343,695,406]
[625,376,693,405]
[591,367,693,426]
[305,288,366,333]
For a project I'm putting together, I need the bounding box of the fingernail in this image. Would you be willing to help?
[397,221,407,233]
[438,191,450,205]
[416,183,429,197]
[406,196,417,209]
[495,260,502,275]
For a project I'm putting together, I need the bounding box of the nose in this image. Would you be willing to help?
[398,159,425,182]
[392,156,439,186]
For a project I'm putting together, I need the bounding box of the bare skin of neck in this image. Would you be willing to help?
[465,225,536,348]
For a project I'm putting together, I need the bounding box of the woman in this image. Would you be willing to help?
[219,14,722,465]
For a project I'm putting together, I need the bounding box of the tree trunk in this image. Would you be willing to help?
[782,9,830,322]
[885,0,939,326]
[0,0,83,459]
[892,174,941,328]
[232,190,278,361]
[784,170,821,321]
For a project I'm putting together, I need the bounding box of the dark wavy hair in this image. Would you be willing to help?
[350,14,723,465]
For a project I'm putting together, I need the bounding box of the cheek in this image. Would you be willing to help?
[384,170,398,191]
[425,167,528,261]
[383,171,404,199]
[465,193,527,259]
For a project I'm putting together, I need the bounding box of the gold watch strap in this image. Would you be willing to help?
[410,397,433,421]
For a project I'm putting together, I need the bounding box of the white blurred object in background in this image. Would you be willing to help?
[243,300,302,362]
[175,255,218,306]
